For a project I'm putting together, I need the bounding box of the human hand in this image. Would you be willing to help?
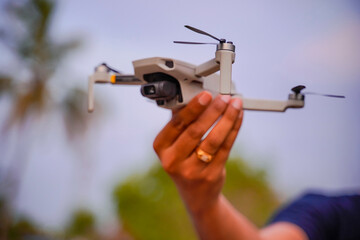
[153,91,244,213]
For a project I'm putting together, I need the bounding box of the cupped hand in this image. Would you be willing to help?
[153,91,244,213]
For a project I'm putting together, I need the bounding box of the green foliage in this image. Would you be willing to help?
[65,209,97,239]
[113,166,195,240]
[113,157,279,240]
[8,218,39,240]
[223,159,279,227]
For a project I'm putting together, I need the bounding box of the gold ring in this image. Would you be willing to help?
[196,147,213,163]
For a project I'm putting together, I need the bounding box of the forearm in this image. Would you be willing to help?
[187,194,261,240]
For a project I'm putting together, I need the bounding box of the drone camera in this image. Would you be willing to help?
[141,81,178,101]
[140,72,182,105]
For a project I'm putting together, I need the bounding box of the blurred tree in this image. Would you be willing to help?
[1,197,55,240]
[8,217,39,240]
[113,157,279,240]
[65,209,98,240]
[0,0,95,237]
[0,0,86,132]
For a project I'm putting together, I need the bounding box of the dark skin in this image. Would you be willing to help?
[153,91,308,240]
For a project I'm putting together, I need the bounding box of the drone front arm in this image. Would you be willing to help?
[88,66,143,112]
[88,68,111,112]
[109,74,143,85]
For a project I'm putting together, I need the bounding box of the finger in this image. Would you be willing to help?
[181,98,242,170]
[153,91,212,153]
[221,109,244,155]
[198,98,242,156]
[204,109,244,175]
[170,94,232,160]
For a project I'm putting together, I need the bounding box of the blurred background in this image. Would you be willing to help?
[0,0,359,239]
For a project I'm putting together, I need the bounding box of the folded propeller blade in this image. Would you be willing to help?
[304,92,345,98]
[101,63,121,73]
[291,85,345,98]
[291,85,306,94]
[184,25,222,42]
[173,41,217,45]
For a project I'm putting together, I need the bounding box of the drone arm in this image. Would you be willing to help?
[88,70,112,112]
[238,96,304,112]
[88,77,97,112]
[195,58,219,77]
[110,74,143,85]
[88,67,143,112]
[216,50,235,94]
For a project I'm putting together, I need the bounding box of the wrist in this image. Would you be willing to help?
[184,193,223,217]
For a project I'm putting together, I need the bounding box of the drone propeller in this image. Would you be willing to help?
[291,85,345,98]
[291,85,306,94]
[174,25,226,45]
[184,25,225,42]
[304,92,345,98]
[100,63,121,73]
[173,41,217,45]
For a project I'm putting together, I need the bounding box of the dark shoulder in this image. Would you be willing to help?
[268,192,360,240]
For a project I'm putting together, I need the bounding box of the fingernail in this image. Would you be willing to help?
[198,92,212,106]
[220,95,231,103]
[232,98,242,110]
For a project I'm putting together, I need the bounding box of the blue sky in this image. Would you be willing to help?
[1,0,360,230]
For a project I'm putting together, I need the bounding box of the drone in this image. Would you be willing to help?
[88,25,344,113]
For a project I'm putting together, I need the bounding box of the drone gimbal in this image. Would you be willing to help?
[88,25,343,113]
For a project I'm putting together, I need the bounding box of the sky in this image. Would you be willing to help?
[1,0,360,231]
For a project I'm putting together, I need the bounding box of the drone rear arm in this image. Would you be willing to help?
[195,58,219,77]
[194,42,235,95]
[240,96,304,112]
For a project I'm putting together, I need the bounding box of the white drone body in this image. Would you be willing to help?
[89,24,346,113]
[88,40,304,113]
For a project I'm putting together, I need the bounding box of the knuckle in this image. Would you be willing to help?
[172,104,201,129]
[222,133,236,150]
[221,169,226,178]
[153,139,160,153]
[225,108,238,121]
[187,124,205,139]
[212,99,226,113]
[159,150,177,172]
[223,140,232,150]
[206,137,222,150]
[161,159,176,174]
[153,136,168,156]
[204,174,218,184]
[182,170,197,181]
[170,114,184,129]
[186,105,200,119]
